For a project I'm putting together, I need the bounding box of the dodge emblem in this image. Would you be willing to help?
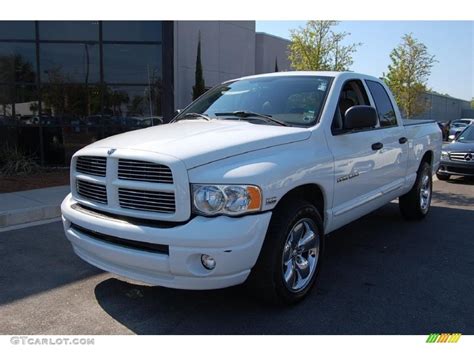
[107,148,116,155]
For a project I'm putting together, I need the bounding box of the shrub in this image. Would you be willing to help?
[0,145,39,176]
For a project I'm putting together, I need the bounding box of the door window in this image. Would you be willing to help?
[366,80,397,127]
[332,80,370,132]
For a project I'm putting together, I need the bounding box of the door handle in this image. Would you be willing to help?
[399,137,408,144]
[372,142,383,151]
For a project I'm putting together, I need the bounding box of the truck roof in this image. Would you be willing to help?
[233,71,382,82]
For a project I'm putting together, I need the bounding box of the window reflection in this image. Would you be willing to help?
[40,43,100,84]
[0,85,38,122]
[0,43,37,84]
[102,21,162,42]
[39,21,99,41]
[103,44,161,84]
[0,21,166,166]
[0,85,13,120]
[0,21,35,40]
[103,85,163,130]
[41,84,101,123]
[42,83,102,163]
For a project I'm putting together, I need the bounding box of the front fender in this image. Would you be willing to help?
[187,139,334,214]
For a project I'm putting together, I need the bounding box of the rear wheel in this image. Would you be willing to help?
[399,162,432,220]
[436,173,450,181]
[248,199,324,305]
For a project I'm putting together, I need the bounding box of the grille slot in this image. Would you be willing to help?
[76,156,107,176]
[449,152,473,162]
[118,159,173,183]
[70,223,169,254]
[118,188,176,214]
[76,180,107,204]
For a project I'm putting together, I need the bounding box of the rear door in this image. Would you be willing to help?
[364,80,408,199]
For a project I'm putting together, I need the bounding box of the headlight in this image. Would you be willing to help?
[441,151,449,160]
[192,184,262,216]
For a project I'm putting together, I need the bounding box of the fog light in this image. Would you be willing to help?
[201,254,216,270]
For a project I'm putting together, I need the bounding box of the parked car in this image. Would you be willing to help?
[437,124,474,180]
[448,119,473,141]
[61,72,442,304]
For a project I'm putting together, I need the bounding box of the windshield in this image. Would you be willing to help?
[179,76,332,127]
[457,125,474,142]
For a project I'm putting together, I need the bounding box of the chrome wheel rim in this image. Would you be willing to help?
[282,218,320,292]
[420,173,431,212]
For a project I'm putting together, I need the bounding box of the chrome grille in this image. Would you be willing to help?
[118,159,173,183]
[449,152,474,162]
[76,180,107,204]
[76,156,107,176]
[118,188,175,214]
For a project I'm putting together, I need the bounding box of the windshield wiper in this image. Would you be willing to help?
[214,111,289,127]
[172,112,210,123]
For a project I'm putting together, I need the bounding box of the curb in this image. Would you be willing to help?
[0,205,61,230]
[0,185,69,232]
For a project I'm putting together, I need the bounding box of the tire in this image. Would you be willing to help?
[436,173,450,181]
[248,198,324,305]
[399,161,432,220]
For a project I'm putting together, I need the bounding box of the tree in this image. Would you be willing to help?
[384,33,437,118]
[192,32,206,100]
[471,98,474,109]
[288,21,361,71]
[274,57,279,72]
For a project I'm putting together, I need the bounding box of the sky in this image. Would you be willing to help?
[256,21,473,101]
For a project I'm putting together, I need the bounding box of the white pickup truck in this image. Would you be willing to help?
[61,72,441,304]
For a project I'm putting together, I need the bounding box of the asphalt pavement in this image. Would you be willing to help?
[0,177,473,335]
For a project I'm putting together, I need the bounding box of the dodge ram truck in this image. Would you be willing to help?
[61,72,442,304]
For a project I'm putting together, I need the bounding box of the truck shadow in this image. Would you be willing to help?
[0,222,103,306]
[94,203,474,335]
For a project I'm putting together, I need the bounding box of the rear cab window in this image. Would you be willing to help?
[365,80,398,127]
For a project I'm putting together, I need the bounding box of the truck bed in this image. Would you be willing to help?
[402,119,436,126]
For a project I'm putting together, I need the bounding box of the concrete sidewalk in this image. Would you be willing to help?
[0,185,69,231]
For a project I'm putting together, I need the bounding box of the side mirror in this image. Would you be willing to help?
[344,105,378,130]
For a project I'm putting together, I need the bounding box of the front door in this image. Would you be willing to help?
[327,80,389,230]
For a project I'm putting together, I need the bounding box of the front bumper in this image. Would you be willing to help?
[438,160,474,177]
[61,194,272,290]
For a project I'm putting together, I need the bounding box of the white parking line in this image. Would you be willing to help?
[0,217,61,233]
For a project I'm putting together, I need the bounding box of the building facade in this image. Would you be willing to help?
[416,92,473,122]
[255,32,291,75]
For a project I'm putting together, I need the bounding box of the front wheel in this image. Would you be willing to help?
[248,199,324,305]
[399,162,432,220]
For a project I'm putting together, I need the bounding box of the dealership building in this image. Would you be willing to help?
[0,21,471,167]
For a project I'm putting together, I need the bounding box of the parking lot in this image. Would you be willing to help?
[0,177,473,335]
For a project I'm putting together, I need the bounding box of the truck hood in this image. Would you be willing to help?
[86,120,311,168]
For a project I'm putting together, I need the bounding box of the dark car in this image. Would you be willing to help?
[437,124,474,180]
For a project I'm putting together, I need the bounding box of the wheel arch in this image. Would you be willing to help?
[275,184,326,227]
[420,150,434,171]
